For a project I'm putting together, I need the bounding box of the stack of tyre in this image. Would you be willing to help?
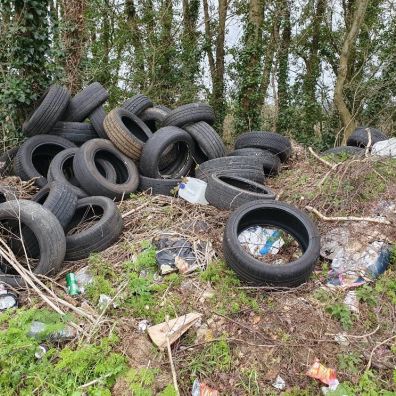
[321,127,388,157]
[201,131,291,210]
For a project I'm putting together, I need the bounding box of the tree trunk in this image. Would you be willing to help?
[334,0,369,143]
[276,0,291,134]
[61,0,87,93]
[203,0,229,131]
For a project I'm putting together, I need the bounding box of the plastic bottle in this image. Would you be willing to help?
[178,177,208,205]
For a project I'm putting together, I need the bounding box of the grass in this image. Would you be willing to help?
[0,308,126,395]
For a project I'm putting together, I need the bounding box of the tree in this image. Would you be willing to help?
[203,0,229,131]
[334,0,369,143]
[61,0,87,93]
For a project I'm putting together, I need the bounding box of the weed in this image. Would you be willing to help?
[326,303,353,329]
[185,338,232,378]
[375,269,396,305]
[356,285,378,306]
[238,369,261,395]
[0,308,126,395]
[338,353,362,374]
[86,275,115,305]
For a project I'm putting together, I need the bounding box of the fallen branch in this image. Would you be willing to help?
[308,147,337,169]
[366,334,396,370]
[166,315,180,396]
[121,202,150,218]
[305,206,391,225]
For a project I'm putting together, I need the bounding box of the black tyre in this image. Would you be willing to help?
[223,200,320,286]
[0,200,66,288]
[104,108,153,161]
[346,127,388,148]
[138,176,180,196]
[89,105,108,139]
[0,147,19,177]
[195,157,265,184]
[206,174,275,210]
[63,82,108,122]
[13,135,76,187]
[122,94,153,116]
[32,181,78,228]
[140,105,170,132]
[65,196,123,261]
[228,148,281,176]
[22,85,70,137]
[321,146,364,157]
[50,122,98,145]
[184,121,226,163]
[73,139,139,201]
[235,132,292,162]
[162,103,215,127]
[139,126,195,179]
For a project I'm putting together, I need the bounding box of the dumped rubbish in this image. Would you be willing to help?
[344,290,359,314]
[74,266,94,294]
[34,345,48,359]
[66,273,80,296]
[28,321,77,342]
[307,359,339,389]
[98,294,116,310]
[238,226,285,257]
[155,237,208,275]
[192,379,219,396]
[334,333,349,347]
[138,319,150,332]
[272,375,286,390]
[372,137,396,157]
[178,177,208,205]
[0,284,18,311]
[147,312,202,350]
[327,241,390,287]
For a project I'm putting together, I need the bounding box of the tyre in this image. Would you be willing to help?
[138,176,180,196]
[47,148,117,199]
[32,181,78,228]
[139,126,195,179]
[73,139,139,201]
[321,146,364,157]
[104,108,153,161]
[0,147,19,177]
[89,105,108,139]
[223,200,320,286]
[122,94,153,116]
[205,174,275,210]
[50,122,98,145]
[228,148,281,176]
[13,135,76,187]
[0,200,66,288]
[63,82,108,122]
[162,103,215,127]
[346,127,388,148]
[235,131,292,162]
[195,156,265,184]
[184,121,226,163]
[22,85,70,136]
[140,105,170,132]
[64,196,123,261]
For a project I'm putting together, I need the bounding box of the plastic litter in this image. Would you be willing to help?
[372,137,396,157]
[28,321,77,341]
[192,379,219,396]
[66,273,80,295]
[138,319,150,332]
[272,375,286,390]
[326,239,391,288]
[238,226,285,257]
[178,177,208,205]
[307,359,338,388]
[34,344,48,359]
[155,237,200,275]
[74,266,94,294]
[334,333,349,347]
[344,290,359,314]
[0,284,18,311]
[98,294,116,310]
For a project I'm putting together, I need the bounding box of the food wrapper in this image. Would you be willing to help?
[307,359,338,386]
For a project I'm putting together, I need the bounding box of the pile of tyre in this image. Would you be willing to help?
[0,81,320,288]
